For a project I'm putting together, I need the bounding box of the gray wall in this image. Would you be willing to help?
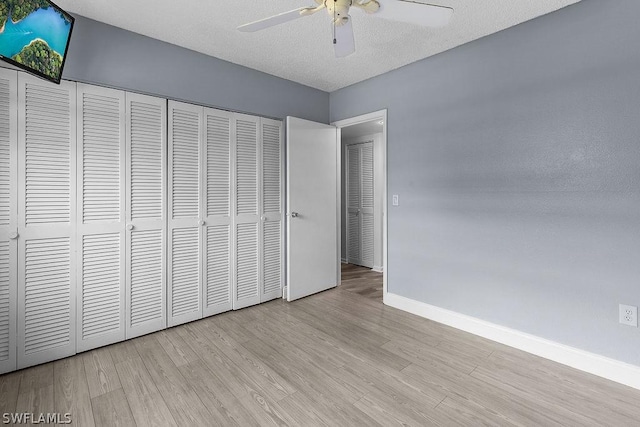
[63,16,328,123]
[330,0,640,366]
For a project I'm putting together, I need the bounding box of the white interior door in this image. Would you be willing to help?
[360,142,375,268]
[233,114,261,309]
[286,117,339,301]
[260,118,284,303]
[168,101,203,327]
[17,75,77,369]
[125,93,167,338]
[0,68,17,374]
[76,84,126,352]
[203,108,233,316]
[346,144,361,265]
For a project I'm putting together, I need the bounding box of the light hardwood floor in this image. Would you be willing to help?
[2,264,640,426]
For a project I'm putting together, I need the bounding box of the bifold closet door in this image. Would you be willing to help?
[76,84,126,352]
[360,142,374,268]
[0,68,17,374]
[17,74,77,368]
[203,108,233,317]
[125,93,167,338]
[233,114,260,309]
[168,101,203,326]
[260,118,283,302]
[346,144,361,264]
[346,142,374,268]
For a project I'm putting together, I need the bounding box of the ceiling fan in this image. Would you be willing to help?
[237,0,453,58]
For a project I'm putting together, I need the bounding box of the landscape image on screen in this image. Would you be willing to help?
[0,1,72,81]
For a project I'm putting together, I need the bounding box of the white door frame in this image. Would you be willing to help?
[331,109,388,298]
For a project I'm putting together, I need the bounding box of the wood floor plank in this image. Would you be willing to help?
[53,357,95,427]
[18,362,53,394]
[191,320,297,400]
[82,347,122,399]
[434,395,520,426]
[114,357,177,427]
[91,389,136,427]
[15,385,55,427]
[133,335,219,426]
[175,323,292,427]
[178,360,261,427]
[0,370,21,414]
[153,328,199,367]
[108,339,140,365]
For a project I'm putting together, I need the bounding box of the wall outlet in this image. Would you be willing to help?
[619,304,638,327]
[392,195,399,206]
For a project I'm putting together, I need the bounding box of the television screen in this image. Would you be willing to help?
[0,0,74,84]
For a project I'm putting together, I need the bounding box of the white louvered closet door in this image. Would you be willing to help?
[346,141,374,268]
[233,114,261,309]
[168,101,203,326]
[346,144,361,265]
[260,118,283,303]
[203,108,233,317]
[125,93,167,338]
[76,84,126,352]
[17,74,77,369]
[0,69,17,374]
[360,142,374,268]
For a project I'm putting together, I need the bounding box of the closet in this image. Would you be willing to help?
[0,68,283,373]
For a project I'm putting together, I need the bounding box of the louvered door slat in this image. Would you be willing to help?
[76,84,125,352]
[361,143,374,209]
[23,237,71,355]
[18,75,76,370]
[206,225,231,313]
[236,119,258,216]
[168,101,202,326]
[207,114,231,217]
[236,223,259,304]
[0,68,16,374]
[126,93,167,338]
[262,221,281,297]
[262,122,281,214]
[24,83,72,226]
[171,109,200,219]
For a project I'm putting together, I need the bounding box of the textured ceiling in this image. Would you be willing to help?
[55,0,581,92]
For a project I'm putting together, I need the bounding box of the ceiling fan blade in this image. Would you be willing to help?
[334,18,355,58]
[238,8,306,32]
[374,1,453,27]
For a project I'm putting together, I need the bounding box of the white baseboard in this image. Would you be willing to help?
[384,292,640,391]
[341,259,348,264]
[372,265,384,273]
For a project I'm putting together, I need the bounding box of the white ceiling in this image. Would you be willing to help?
[56,0,581,92]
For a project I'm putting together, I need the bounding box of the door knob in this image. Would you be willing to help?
[261,215,267,222]
[290,212,299,218]
[198,220,205,226]
[127,224,134,231]
[9,232,19,240]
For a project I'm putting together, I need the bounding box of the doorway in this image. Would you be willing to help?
[332,110,388,300]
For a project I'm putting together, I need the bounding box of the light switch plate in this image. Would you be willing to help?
[392,195,399,206]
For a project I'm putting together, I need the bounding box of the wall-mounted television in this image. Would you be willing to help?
[0,0,74,84]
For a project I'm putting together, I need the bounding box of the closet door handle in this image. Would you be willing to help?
[127,224,134,231]
[9,232,19,240]
[198,220,205,226]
